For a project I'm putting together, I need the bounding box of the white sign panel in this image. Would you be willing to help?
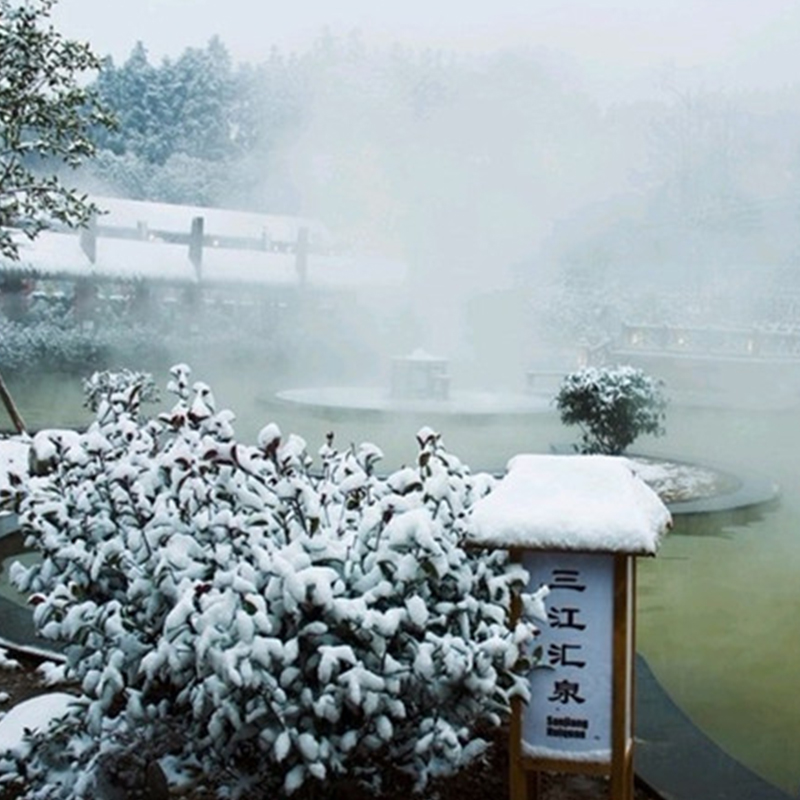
[522,551,615,761]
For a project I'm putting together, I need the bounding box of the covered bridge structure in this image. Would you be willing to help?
[0,196,407,324]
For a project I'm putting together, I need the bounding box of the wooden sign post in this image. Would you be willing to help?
[468,454,671,800]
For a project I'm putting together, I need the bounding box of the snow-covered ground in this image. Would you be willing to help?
[0,690,74,757]
[0,653,75,766]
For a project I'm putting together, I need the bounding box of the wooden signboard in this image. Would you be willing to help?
[466,454,670,800]
[510,551,635,800]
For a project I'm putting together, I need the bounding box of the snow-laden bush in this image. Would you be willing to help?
[81,368,159,413]
[0,294,287,378]
[6,365,545,799]
[0,313,168,376]
[555,364,667,455]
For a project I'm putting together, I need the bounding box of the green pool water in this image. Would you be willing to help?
[635,404,800,797]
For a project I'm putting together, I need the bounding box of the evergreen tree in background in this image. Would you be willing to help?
[85,37,312,208]
[93,37,238,165]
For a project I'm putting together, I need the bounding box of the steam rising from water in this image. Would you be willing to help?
[227,42,800,394]
[10,7,800,791]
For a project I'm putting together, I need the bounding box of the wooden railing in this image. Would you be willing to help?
[615,323,800,359]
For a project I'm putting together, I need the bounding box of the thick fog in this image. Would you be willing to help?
[52,0,800,392]
[258,44,800,389]
[3,8,798,794]
[53,0,800,96]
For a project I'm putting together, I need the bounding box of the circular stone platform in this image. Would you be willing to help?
[543,444,781,517]
[272,387,554,416]
[627,456,780,515]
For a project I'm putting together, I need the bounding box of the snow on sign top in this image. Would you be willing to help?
[467,454,671,554]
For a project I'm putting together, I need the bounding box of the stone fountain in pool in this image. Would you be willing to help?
[274,349,554,417]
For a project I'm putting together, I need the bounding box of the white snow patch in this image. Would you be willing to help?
[0,649,21,671]
[36,661,67,686]
[0,437,30,491]
[628,457,727,503]
[467,455,671,554]
[521,741,612,763]
[0,693,75,755]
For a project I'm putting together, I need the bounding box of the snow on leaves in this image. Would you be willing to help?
[555,365,667,456]
[7,365,545,798]
[0,0,115,260]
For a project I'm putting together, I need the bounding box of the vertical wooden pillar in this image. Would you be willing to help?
[509,691,526,799]
[80,215,97,263]
[189,216,204,280]
[295,226,309,285]
[610,554,635,800]
[509,575,527,800]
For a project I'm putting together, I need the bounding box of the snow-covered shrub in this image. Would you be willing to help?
[82,368,159,414]
[26,371,158,478]
[555,365,667,455]
[0,436,27,514]
[7,364,545,799]
[0,292,287,378]
[0,313,168,376]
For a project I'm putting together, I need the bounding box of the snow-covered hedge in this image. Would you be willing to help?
[555,364,667,455]
[81,368,159,413]
[0,301,283,377]
[0,313,166,376]
[5,365,545,799]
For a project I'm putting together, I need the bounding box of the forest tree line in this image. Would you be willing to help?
[71,31,800,276]
[79,33,454,215]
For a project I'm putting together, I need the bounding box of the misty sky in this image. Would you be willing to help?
[52,0,800,101]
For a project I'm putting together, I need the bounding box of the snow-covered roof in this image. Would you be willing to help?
[5,231,196,282]
[2,232,406,289]
[0,197,408,290]
[467,454,671,554]
[96,195,326,244]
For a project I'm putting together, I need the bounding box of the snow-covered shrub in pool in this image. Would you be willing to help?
[7,364,546,799]
[555,365,667,455]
